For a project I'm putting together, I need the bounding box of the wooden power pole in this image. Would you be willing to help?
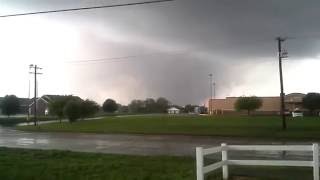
[277,37,288,130]
[29,64,42,126]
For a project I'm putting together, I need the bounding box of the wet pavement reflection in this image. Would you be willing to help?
[0,126,317,160]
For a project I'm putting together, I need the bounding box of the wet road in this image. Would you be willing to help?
[0,126,316,160]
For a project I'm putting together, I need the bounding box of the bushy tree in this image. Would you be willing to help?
[80,99,100,118]
[199,106,208,114]
[49,95,82,123]
[128,99,145,113]
[63,100,82,123]
[303,93,320,115]
[145,98,157,113]
[49,97,68,123]
[103,99,118,113]
[117,104,129,113]
[1,95,20,117]
[128,97,171,114]
[234,96,262,115]
[184,104,197,113]
[156,97,170,113]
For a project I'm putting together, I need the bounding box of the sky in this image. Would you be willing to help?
[0,0,320,106]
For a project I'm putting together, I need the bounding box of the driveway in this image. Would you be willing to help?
[0,126,316,160]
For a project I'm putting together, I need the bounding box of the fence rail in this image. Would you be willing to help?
[196,143,319,180]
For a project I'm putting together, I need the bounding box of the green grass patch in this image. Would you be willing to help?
[17,115,320,139]
[0,147,313,180]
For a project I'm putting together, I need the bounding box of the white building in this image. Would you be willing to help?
[167,107,180,114]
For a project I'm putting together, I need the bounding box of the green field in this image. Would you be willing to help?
[17,115,320,139]
[0,147,313,180]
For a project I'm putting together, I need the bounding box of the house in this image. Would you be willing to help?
[208,93,306,115]
[29,95,52,116]
[167,107,180,114]
[29,95,81,116]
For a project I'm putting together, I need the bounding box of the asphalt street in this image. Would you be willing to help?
[0,126,316,161]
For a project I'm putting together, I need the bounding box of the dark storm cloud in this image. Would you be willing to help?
[2,0,320,104]
[70,0,320,59]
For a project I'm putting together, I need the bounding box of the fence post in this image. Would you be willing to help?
[221,143,229,180]
[313,143,319,180]
[196,147,204,180]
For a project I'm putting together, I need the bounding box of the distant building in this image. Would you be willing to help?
[29,95,81,116]
[29,95,54,116]
[208,93,306,115]
[167,107,180,114]
[0,97,30,115]
[194,106,200,114]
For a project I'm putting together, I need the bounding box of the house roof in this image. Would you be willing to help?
[0,97,30,106]
[19,98,31,106]
[168,107,180,111]
[42,95,66,103]
[28,95,82,107]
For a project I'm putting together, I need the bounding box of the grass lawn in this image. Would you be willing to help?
[0,147,313,180]
[17,115,320,139]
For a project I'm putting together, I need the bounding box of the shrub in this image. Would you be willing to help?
[63,100,82,123]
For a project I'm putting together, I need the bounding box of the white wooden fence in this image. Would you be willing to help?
[196,143,319,180]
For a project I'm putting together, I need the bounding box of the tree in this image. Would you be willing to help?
[199,106,208,114]
[80,99,100,119]
[117,104,129,113]
[184,104,197,113]
[145,98,156,113]
[1,95,20,117]
[63,100,82,123]
[49,97,68,123]
[128,99,145,113]
[156,97,170,113]
[48,95,82,123]
[127,97,171,113]
[234,96,262,115]
[102,99,118,113]
[303,93,320,115]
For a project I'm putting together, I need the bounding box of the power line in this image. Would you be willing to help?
[65,49,193,65]
[0,0,175,18]
[67,53,160,64]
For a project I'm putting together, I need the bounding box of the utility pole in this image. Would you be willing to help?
[277,37,288,130]
[209,74,213,115]
[27,76,30,122]
[213,82,216,99]
[29,64,42,126]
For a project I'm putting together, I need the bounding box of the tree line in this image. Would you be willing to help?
[49,96,100,123]
[126,97,170,114]
[0,95,204,121]
[0,95,173,123]
[3,92,319,121]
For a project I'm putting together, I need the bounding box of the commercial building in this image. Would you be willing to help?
[208,93,305,115]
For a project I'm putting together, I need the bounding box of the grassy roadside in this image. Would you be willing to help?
[0,147,313,180]
[0,116,57,126]
[17,115,320,140]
